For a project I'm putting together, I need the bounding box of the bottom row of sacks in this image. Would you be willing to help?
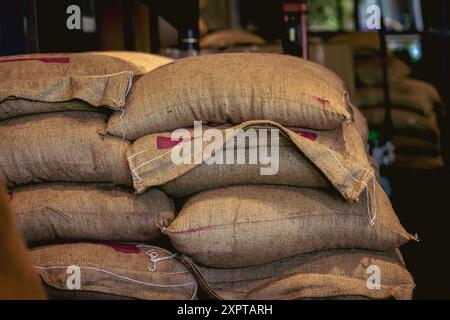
[31,243,414,300]
[28,182,417,300]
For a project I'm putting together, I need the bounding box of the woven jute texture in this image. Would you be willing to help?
[0,184,46,299]
[164,184,416,268]
[0,51,172,78]
[30,243,197,300]
[0,111,132,187]
[0,99,96,121]
[349,102,369,142]
[107,53,352,140]
[127,121,373,200]
[10,183,174,243]
[160,125,331,197]
[0,52,173,119]
[86,51,173,75]
[127,120,373,202]
[183,249,414,300]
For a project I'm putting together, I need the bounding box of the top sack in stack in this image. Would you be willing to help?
[107,53,353,140]
[0,51,173,120]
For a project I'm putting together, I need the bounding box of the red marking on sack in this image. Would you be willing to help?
[156,136,195,149]
[294,130,318,141]
[313,96,330,106]
[0,57,70,64]
[104,243,141,254]
[7,192,13,203]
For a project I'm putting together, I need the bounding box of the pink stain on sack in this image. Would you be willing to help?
[313,96,330,106]
[156,136,192,149]
[294,130,318,141]
[104,243,141,254]
[0,57,70,64]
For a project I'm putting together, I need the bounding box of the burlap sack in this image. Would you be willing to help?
[10,183,174,243]
[0,112,131,187]
[163,184,416,268]
[200,29,265,48]
[349,102,369,142]
[0,99,95,121]
[0,184,46,299]
[394,135,440,157]
[393,78,441,103]
[356,57,411,86]
[30,243,197,300]
[183,249,414,300]
[160,127,331,197]
[329,32,385,54]
[393,154,445,169]
[0,51,172,78]
[127,120,373,202]
[107,53,352,139]
[86,51,173,74]
[0,52,173,120]
[360,108,440,142]
[355,87,435,116]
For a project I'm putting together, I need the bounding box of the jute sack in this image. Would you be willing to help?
[0,52,173,120]
[329,32,386,54]
[394,135,441,157]
[355,87,435,116]
[0,112,131,187]
[183,249,414,300]
[30,243,197,300]
[0,184,46,299]
[107,53,352,140]
[86,51,173,75]
[200,29,265,48]
[127,120,373,202]
[392,78,441,103]
[356,57,411,86]
[163,184,416,268]
[349,102,369,142]
[10,183,174,243]
[0,99,95,121]
[393,154,445,169]
[360,107,440,142]
[160,127,331,197]
[0,51,172,78]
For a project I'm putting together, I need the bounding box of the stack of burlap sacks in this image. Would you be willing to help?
[105,53,417,300]
[0,51,417,300]
[331,32,444,169]
[0,52,198,300]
